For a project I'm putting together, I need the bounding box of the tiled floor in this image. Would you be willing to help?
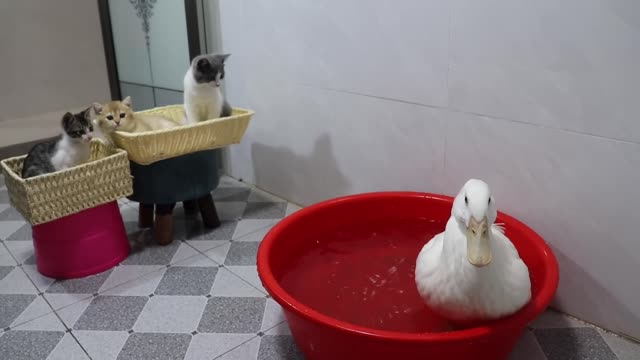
[0,175,639,359]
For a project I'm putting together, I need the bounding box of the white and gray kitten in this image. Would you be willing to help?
[183,53,232,124]
[21,109,94,178]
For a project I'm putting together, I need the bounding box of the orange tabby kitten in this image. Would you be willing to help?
[92,96,179,143]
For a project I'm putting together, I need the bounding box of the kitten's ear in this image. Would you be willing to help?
[122,96,132,108]
[61,112,74,126]
[220,54,231,63]
[83,107,92,120]
[92,102,103,114]
[196,57,209,69]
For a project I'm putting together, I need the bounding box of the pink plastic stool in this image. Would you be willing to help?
[32,201,130,279]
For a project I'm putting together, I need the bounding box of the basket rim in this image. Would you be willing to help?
[111,106,254,139]
[0,142,129,185]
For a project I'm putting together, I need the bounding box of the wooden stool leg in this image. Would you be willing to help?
[197,194,221,229]
[182,199,198,215]
[154,203,175,246]
[138,203,154,228]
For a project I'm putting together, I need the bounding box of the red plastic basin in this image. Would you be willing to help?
[257,192,559,360]
[32,201,130,279]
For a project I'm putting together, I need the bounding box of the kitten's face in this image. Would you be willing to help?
[62,108,94,143]
[93,97,134,133]
[192,53,230,87]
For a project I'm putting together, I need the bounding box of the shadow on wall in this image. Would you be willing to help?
[551,245,640,339]
[251,133,351,205]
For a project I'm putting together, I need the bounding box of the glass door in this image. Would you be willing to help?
[99,0,202,110]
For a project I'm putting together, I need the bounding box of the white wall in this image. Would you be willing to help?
[211,0,640,338]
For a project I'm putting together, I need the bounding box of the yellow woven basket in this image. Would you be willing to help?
[0,141,133,225]
[110,105,254,165]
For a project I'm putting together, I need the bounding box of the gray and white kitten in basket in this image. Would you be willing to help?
[21,109,94,179]
[183,53,232,124]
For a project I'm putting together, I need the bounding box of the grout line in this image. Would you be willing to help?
[212,334,259,360]
[294,83,640,146]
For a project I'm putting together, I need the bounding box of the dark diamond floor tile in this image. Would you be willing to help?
[224,242,259,266]
[0,294,37,328]
[154,266,218,296]
[123,229,181,265]
[116,333,192,360]
[198,297,266,333]
[534,327,618,360]
[0,208,24,221]
[73,295,148,331]
[6,223,32,241]
[258,335,304,360]
[0,330,64,360]
[0,265,14,281]
[46,269,113,294]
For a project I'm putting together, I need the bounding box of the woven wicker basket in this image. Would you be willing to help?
[0,141,133,225]
[111,105,253,165]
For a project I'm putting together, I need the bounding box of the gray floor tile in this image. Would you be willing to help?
[534,327,618,360]
[46,269,113,294]
[0,190,8,204]
[116,332,192,360]
[599,330,640,360]
[215,202,248,221]
[0,266,13,281]
[0,207,24,221]
[0,294,36,328]
[2,222,29,241]
[179,220,238,241]
[23,255,36,265]
[0,330,65,360]
[258,335,304,360]
[155,267,218,296]
[46,333,90,360]
[73,295,148,331]
[225,242,260,266]
[5,223,32,241]
[243,202,287,219]
[184,333,255,360]
[198,297,266,333]
[123,229,181,265]
[134,296,207,333]
[508,330,547,360]
[217,336,261,360]
[74,330,129,359]
[213,187,251,202]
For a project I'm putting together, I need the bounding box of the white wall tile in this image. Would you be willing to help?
[444,111,640,338]
[449,0,640,142]
[231,0,450,107]
[229,83,447,205]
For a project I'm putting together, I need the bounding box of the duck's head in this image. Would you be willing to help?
[452,179,497,267]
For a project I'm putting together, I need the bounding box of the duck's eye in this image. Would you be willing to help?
[464,196,468,205]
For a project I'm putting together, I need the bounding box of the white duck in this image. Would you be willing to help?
[415,179,531,322]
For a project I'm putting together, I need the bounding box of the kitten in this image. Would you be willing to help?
[92,96,178,140]
[22,108,94,179]
[183,53,232,124]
